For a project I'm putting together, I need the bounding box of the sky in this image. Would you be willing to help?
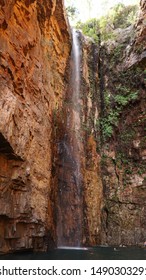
[64,0,139,22]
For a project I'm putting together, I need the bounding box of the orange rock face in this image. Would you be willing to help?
[0,0,71,253]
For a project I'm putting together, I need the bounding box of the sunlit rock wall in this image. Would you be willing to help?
[0,0,71,253]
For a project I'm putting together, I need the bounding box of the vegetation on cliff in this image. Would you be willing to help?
[76,3,138,42]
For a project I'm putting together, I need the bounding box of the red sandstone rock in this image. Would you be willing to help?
[0,0,70,253]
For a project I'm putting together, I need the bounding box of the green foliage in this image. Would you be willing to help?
[100,110,119,139]
[99,88,139,140]
[106,3,138,29]
[100,119,113,138]
[76,19,99,42]
[107,110,119,125]
[114,95,129,106]
[114,91,138,106]
[66,5,79,21]
[128,92,138,101]
[76,3,138,42]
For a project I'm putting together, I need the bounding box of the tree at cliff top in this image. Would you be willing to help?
[76,3,138,42]
[64,0,139,23]
[66,5,79,21]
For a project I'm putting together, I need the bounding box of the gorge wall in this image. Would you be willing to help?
[0,0,145,253]
[0,0,71,253]
[99,0,146,245]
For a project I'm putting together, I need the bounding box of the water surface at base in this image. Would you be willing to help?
[58,246,88,250]
[0,247,146,260]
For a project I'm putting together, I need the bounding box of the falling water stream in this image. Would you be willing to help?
[57,29,83,248]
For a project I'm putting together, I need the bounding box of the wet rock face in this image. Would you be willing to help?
[53,32,103,247]
[0,0,70,253]
[81,39,103,246]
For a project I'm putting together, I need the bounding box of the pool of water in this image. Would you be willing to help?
[0,246,146,260]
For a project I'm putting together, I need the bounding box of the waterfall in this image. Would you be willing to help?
[70,29,81,196]
[57,29,83,248]
[72,29,80,106]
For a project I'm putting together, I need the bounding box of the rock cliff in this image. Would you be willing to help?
[98,0,146,245]
[0,0,71,253]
